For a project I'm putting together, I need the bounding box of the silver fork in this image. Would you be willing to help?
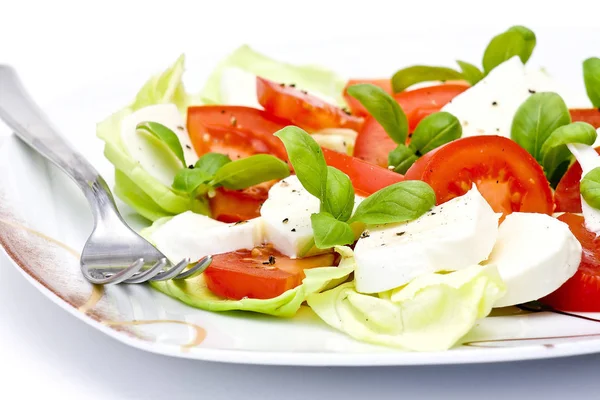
[0,65,212,284]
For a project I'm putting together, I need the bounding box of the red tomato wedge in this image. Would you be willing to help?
[570,108,600,128]
[187,106,289,160]
[256,77,364,132]
[344,79,393,117]
[405,135,553,214]
[542,213,600,312]
[554,147,600,213]
[187,106,402,196]
[204,246,336,300]
[354,84,469,167]
[209,184,272,223]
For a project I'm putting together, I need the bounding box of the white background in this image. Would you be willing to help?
[2,1,600,398]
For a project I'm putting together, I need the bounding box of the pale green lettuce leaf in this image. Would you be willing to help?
[149,246,355,317]
[201,45,347,107]
[97,55,208,220]
[307,264,506,351]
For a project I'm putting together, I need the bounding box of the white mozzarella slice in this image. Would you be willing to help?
[567,143,600,235]
[151,211,263,263]
[442,57,590,139]
[311,128,357,155]
[354,185,499,294]
[121,104,198,186]
[220,67,263,109]
[485,213,581,307]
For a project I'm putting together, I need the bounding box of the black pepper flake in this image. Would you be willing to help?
[381,243,386,247]
[177,125,185,131]
[342,107,352,116]
[220,109,226,114]
[234,220,248,225]
[230,116,237,127]
[279,83,285,87]
[429,212,436,216]
[262,255,276,265]
[495,128,500,132]
[492,101,498,106]
[291,228,296,232]
[528,89,536,94]
[301,90,308,95]
[395,232,405,236]
[415,150,422,157]
[408,133,413,138]
[291,189,297,193]
[282,218,289,224]
[360,231,370,239]
[188,164,194,169]
[289,83,296,88]
[429,169,434,173]
[185,144,191,149]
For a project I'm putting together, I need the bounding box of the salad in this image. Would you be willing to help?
[97,26,600,352]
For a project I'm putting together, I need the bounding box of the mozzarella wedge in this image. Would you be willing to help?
[442,56,590,139]
[151,211,263,263]
[567,143,600,235]
[311,128,357,155]
[354,186,499,294]
[121,104,198,186]
[485,213,581,307]
[220,67,263,108]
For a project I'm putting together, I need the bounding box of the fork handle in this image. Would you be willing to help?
[0,65,119,221]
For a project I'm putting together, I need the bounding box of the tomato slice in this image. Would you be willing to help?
[542,213,600,311]
[354,84,469,167]
[209,184,272,223]
[344,78,393,117]
[405,135,553,214]
[187,106,290,160]
[570,108,600,128]
[256,77,364,132]
[204,246,336,300]
[554,147,600,213]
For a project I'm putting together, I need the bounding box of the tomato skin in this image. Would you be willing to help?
[554,147,600,213]
[187,106,290,160]
[344,79,393,117]
[209,185,270,223]
[405,135,553,215]
[322,147,404,196]
[256,77,364,132]
[570,108,600,128]
[204,247,335,300]
[542,213,600,312]
[354,84,469,167]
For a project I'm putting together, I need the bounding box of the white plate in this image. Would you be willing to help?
[2,33,600,366]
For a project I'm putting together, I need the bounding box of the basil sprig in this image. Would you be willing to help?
[389,112,462,174]
[275,126,436,249]
[391,25,536,93]
[583,57,600,107]
[581,167,600,210]
[511,92,597,184]
[346,84,408,144]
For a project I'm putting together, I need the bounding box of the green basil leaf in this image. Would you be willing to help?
[194,153,232,177]
[409,112,462,155]
[274,126,328,199]
[322,166,355,222]
[581,167,600,209]
[456,60,484,85]
[136,121,186,167]
[211,154,290,190]
[583,57,600,107]
[482,30,526,74]
[391,66,463,93]
[511,92,571,162]
[388,144,418,174]
[506,25,536,63]
[346,84,408,144]
[349,181,436,225]
[541,122,598,181]
[310,212,356,249]
[172,168,213,193]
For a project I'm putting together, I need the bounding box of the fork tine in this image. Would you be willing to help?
[150,258,191,281]
[82,258,145,285]
[173,255,212,280]
[123,258,168,284]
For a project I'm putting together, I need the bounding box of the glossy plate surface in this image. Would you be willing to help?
[2,36,600,365]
